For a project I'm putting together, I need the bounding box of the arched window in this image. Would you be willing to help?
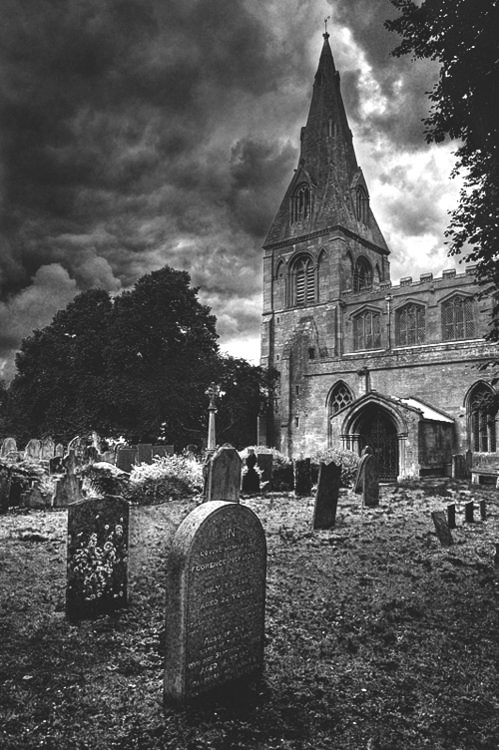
[442,295,475,341]
[292,256,315,306]
[291,184,311,224]
[353,257,373,292]
[329,382,353,415]
[467,383,497,453]
[273,261,285,310]
[353,309,381,350]
[395,303,425,346]
[355,187,369,224]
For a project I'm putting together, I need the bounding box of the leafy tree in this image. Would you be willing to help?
[386,0,499,334]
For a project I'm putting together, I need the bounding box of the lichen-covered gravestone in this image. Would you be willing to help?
[66,496,130,620]
[164,501,266,704]
[312,460,342,529]
[294,458,312,496]
[205,444,242,503]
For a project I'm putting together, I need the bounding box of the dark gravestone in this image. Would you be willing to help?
[116,447,137,473]
[313,461,342,530]
[164,500,266,704]
[431,510,454,547]
[242,450,260,494]
[447,503,456,529]
[137,443,154,465]
[257,453,273,484]
[354,446,379,507]
[66,496,130,620]
[294,458,312,497]
[0,469,11,513]
[479,500,486,520]
[205,444,242,503]
[464,501,474,523]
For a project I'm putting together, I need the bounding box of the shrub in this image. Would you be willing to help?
[126,454,204,505]
[81,462,130,498]
[311,448,360,487]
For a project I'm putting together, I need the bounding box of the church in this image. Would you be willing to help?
[260,31,498,481]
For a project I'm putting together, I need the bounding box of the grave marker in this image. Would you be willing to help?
[294,458,312,497]
[164,500,266,703]
[116,447,137,473]
[25,439,42,461]
[1,437,17,460]
[479,499,486,520]
[137,443,154,464]
[431,510,454,546]
[41,437,55,460]
[205,444,242,503]
[464,500,474,523]
[447,503,456,529]
[313,461,341,529]
[66,496,130,620]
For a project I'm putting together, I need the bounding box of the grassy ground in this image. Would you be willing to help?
[0,482,498,750]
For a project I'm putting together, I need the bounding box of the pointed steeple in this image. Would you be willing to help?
[264,32,389,254]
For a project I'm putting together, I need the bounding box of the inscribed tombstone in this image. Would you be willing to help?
[205,444,242,503]
[313,461,341,530]
[431,510,453,546]
[25,439,42,460]
[66,496,130,620]
[116,447,137,473]
[294,458,312,497]
[164,500,266,703]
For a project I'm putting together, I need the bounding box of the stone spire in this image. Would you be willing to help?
[264,32,389,254]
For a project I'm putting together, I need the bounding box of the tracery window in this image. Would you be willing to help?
[329,382,353,415]
[353,309,381,350]
[395,303,425,346]
[291,184,311,224]
[442,295,475,341]
[355,187,369,224]
[292,256,315,306]
[353,256,373,292]
[468,383,497,453]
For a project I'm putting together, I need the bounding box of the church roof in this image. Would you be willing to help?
[264,33,389,253]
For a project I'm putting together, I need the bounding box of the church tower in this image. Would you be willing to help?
[261,31,390,451]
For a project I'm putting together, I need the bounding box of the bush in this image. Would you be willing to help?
[81,462,130,498]
[126,454,204,505]
[311,448,360,488]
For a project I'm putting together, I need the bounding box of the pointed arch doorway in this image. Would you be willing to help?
[354,405,399,481]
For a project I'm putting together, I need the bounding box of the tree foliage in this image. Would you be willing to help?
[386,0,499,333]
[2,266,270,447]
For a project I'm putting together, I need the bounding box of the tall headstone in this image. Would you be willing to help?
[479,500,486,520]
[354,446,379,507]
[53,450,83,507]
[41,437,55,460]
[294,458,312,497]
[464,500,474,523]
[137,443,154,465]
[205,444,242,503]
[66,496,130,620]
[447,503,456,529]
[24,439,42,461]
[116,447,137,473]
[431,510,454,546]
[55,443,65,457]
[1,437,17,460]
[164,500,266,704]
[312,461,342,530]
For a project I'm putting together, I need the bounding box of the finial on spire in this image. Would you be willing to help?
[323,15,330,39]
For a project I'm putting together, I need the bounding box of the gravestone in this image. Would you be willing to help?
[1,437,17,459]
[55,443,65,457]
[464,500,474,523]
[137,443,154,464]
[205,444,242,503]
[116,447,137,473]
[0,468,11,513]
[294,458,312,497]
[164,500,266,704]
[257,453,273,484]
[41,437,55,460]
[447,503,456,529]
[66,496,130,620]
[479,500,486,520]
[354,446,379,507]
[25,439,42,461]
[242,449,260,494]
[451,454,466,479]
[312,461,342,530]
[431,510,454,546]
[53,450,83,507]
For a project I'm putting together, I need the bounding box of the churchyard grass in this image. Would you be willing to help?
[0,482,498,749]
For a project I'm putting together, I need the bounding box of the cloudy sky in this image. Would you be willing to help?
[0,0,462,380]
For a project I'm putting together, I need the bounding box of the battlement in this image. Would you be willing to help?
[343,265,477,298]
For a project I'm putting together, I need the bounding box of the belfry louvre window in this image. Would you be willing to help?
[396,303,425,346]
[291,184,311,223]
[353,257,373,292]
[293,257,315,306]
[468,384,497,453]
[442,295,475,340]
[353,310,381,350]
